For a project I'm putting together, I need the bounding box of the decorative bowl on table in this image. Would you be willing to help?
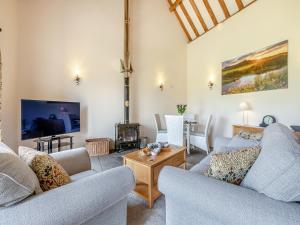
[147,143,162,156]
[159,142,169,148]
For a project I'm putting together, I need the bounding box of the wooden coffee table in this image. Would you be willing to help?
[123,145,186,208]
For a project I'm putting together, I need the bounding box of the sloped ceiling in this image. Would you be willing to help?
[167,0,257,42]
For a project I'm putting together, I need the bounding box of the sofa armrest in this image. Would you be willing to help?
[158,166,300,225]
[213,136,231,152]
[51,147,91,175]
[0,166,135,225]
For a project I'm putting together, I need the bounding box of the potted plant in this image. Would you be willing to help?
[177,104,187,115]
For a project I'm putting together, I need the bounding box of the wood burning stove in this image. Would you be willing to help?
[114,0,140,152]
[115,123,140,151]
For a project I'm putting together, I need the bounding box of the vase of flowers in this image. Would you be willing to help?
[177,104,187,115]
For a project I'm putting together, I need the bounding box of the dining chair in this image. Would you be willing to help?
[190,115,212,154]
[154,114,168,143]
[165,115,184,146]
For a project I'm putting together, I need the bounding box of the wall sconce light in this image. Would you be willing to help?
[159,82,164,91]
[208,81,214,90]
[74,70,81,85]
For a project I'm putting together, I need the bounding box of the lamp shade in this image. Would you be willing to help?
[239,102,250,111]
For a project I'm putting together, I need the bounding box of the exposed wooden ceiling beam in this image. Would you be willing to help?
[219,0,257,23]
[179,2,200,37]
[167,0,192,42]
[189,0,208,32]
[169,0,182,12]
[235,0,245,10]
[192,0,258,42]
[175,10,193,41]
[168,0,258,43]
[203,0,218,26]
[218,0,230,18]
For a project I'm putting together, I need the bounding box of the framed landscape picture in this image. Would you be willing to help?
[222,40,288,95]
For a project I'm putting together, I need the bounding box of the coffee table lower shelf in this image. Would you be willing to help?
[134,182,161,203]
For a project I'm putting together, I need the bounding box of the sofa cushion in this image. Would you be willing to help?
[0,142,17,155]
[70,170,97,181]
[225,135,260,152]
[205,146,260,185]
[213,137,231,152]
[190,154,211,174]
[0,148,42,206]
[19,146,71,192]
[242,123,300,202]
[263,122,298,143]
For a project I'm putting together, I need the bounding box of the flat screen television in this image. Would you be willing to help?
[21,99,80,140]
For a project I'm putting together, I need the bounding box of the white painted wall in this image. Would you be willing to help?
[6,0,298,150]
[131,0,187,141]
[16,0,186,147]
[187,0,300,144]
[0,0,19,150]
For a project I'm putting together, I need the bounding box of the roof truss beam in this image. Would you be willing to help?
[167,0,192,41]
[203,0,218,26]
[168,0,257,43]
[189,0,208,32]
[235,0,245,10]
[169,0,182,12]
[218,0,230,18]
[179,1,200,37]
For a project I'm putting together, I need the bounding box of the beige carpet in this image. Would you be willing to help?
[91,149,206,225]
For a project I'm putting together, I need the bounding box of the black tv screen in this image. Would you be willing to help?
[21,100,80,140]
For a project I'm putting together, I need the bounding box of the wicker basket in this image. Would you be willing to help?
[85,138,111,156]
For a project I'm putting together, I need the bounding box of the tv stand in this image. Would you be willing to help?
[34,135,73,153]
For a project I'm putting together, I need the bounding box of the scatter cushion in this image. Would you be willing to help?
[241,123,300,202]
[0,147,42,206]
[205,146,261,185]
[19,146,71,192]
[239,131,263,141]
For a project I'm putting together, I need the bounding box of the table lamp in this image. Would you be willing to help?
[239,102,251,125]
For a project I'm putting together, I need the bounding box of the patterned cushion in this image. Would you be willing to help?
[205,146,261,185]
[0,144,42,206]
[19,146,71,192]
[239,131,263,141]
